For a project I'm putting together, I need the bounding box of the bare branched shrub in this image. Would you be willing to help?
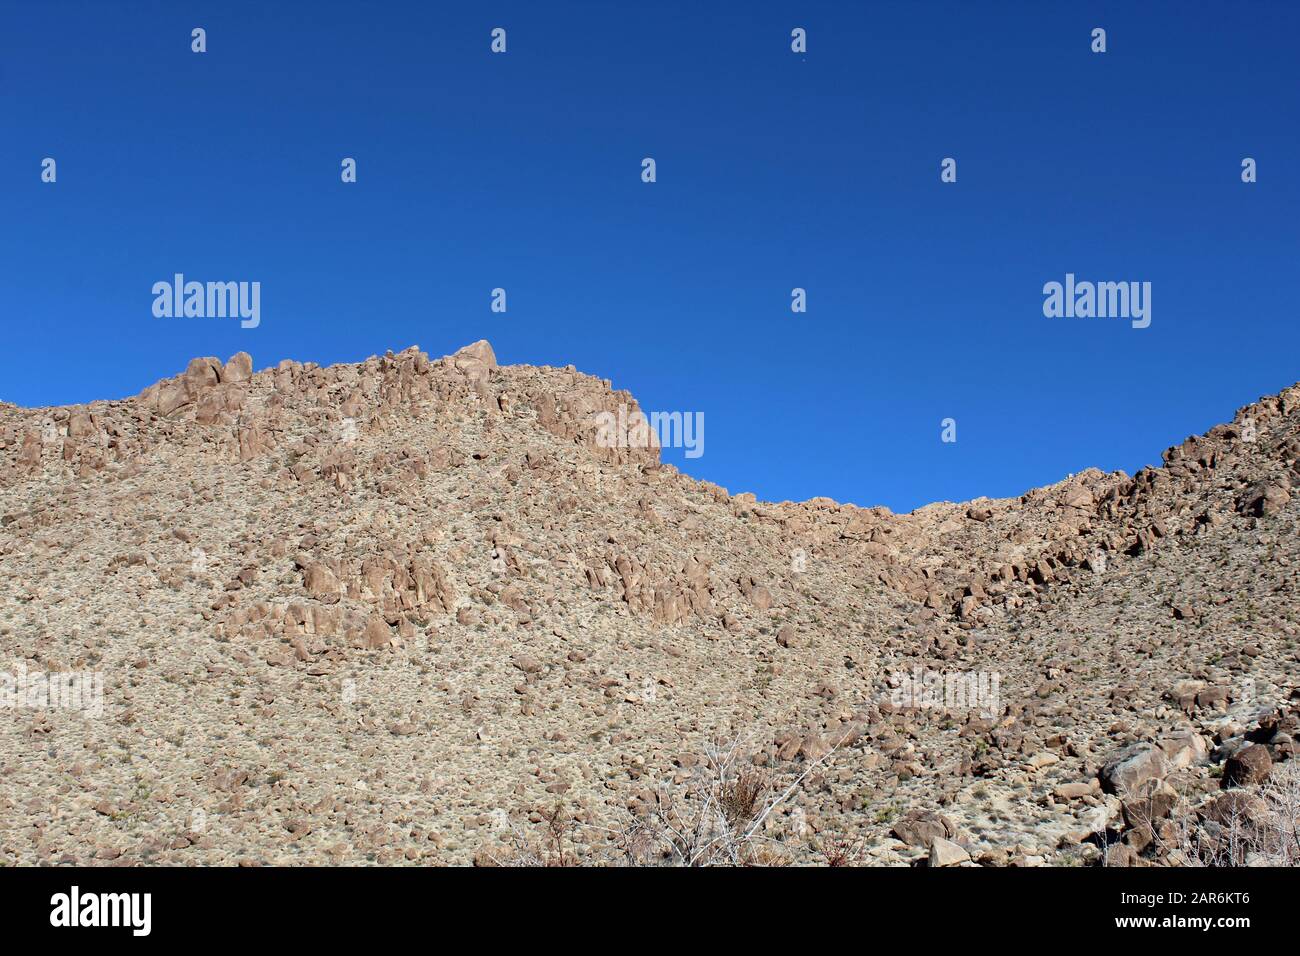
[626,737,771,866]
[495,727,858,866]
[819,834,867,866]
[1168,759,1300,866]
[719,766,768,828]
[600,729,854,866]
[1258,759,1300,865]
[495,801,577,867]
[1168,802,1253,867]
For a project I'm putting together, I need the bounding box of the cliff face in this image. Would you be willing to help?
[1,342,1296,865]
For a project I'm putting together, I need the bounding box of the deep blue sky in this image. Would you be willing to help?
[3,1,1298,512]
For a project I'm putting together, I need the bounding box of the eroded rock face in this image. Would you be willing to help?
[1,342,1297,866]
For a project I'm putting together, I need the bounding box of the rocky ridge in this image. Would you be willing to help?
[1,341,1296,865]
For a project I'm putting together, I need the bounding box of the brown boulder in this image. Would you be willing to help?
[1239,481,1291,517]
[452,340,497,382]
[156,380,192,416]
[891,809,956,848]
[1203,790,1269,827]
[1222,744,1272,788]
[363,615,392,649]
[184,356,223,390]
[303,563,342,603]
[1122,779,1179,829]
[224,352,254,383]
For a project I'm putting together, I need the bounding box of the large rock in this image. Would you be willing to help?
[1157,729,1210,769]
[302,563,342,603]
[1122,779,1179,829]
[362,614,393,649]
[1239,480,1291,517]
[153,379,192,416]
[891,809,956,848]
[224,352,253,383]
[184,356,223,390]
[451,340,497,382]
[1222,744,1272,788]
[1100,743,1169,796]
[1203,790,1269,827]
[929,837,970,867]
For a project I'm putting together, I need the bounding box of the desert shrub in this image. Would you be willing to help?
[1169,760,1300,867]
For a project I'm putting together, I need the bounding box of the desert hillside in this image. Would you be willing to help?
[1,342,1297,866]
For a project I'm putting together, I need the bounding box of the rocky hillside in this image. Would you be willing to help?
[1,341,1296,866]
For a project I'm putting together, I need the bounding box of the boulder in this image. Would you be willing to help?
[1239,480,1291,517]
[184,356,222,390]
[155,380,192,416]
[1122,779,1179,829]
[1157,729,1210,769]
[363,615,392,649]
[1222,744,1272,788]
[303,563,342,603]
[1203,790,1269,828]
[891,809,956,849]
[452,340,497,382]
[929,837,970,867]
[224,352,254,383]
[1100,743,1168,796]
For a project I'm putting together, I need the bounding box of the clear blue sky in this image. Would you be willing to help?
[3,1,1298,512]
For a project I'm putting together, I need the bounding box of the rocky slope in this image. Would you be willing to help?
[1,341,1296,865]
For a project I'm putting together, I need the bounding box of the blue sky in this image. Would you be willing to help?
[3,1,1298,512]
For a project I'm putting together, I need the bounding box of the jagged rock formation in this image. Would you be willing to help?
[1,342,1296,865]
